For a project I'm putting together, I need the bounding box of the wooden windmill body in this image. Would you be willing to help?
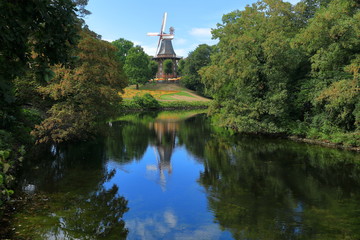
[147,13,181,82]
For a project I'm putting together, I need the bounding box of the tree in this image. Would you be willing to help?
[293,0,360,133]
[149,60,159,79]
[124,46,150,89]
[177,59,186,76]
[32,32,128,143]
[112,38,134,64]
[0,0,83,205]
[0,0,81,128]
[180,44,214,96]
[163,59,173,81]
[200,0,304,133]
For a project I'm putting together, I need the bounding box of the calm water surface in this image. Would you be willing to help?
[13,111,360,239]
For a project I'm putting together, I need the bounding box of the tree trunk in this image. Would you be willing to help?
[136,84,139,90]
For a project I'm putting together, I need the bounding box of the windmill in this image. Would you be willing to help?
[147,12,181,82]
[147,12,174,56]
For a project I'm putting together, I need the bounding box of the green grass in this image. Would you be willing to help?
[160,91,196,100]
[119,99,210,111]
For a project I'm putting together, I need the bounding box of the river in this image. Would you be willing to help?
[7,110,360,239]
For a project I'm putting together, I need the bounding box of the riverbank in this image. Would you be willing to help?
[119,99,211,111]
[222,127,360,152]
[288,136,360,152]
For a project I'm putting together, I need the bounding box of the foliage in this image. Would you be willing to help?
[200,0,304,133]
[149,60,159,79]
[0,0,84,209]
[177,59,185,76]
[180,44,214,96]
[124,46,151,89]
[293,0,360,133]
[133,93,160,109]
[198,0,360,145]
[32,32,127,143]
[112,38,134,64]
[163,59,174,75]
[119,99,210,111]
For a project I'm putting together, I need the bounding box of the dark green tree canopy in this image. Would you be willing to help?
[112,38,134,64]
[163,59,174,75]
[180,44,214,96]
[32,32,128,143]
[149,60,159,79]
[124,46,151,89]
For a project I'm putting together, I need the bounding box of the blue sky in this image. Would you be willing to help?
[85,0,300,57]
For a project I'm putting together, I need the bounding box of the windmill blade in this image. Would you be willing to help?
[162,12,167,33]
[156,37,162,55]
[147,32,160,36]
[162,35,174,40]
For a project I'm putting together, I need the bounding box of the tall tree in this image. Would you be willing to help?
[0,0,86,208]
[163,59,174,79]
[181,44,214,96]
[112,38,134,64]
[124,46,150,89]
[0,0,81,127]
[32,32,128,143]
[200,0,304,133]
[293,0,360,133]
[149,60,159,79]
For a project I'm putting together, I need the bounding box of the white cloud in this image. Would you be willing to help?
[189,28,212,38]
[142,45,158,56]
[174,48,188,57]
[164,210,177,228]
[133,40,142,46]
[103,38,115,43]
[174,38,187,45]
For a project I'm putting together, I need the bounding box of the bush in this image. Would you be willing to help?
[133,93,160,109]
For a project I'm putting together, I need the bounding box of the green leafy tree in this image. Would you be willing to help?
[149,60,159,79]
[124,46,151,89]
[0,0,83,206]
[181,44,214,96]
[200,0,304,133]
[32,32,127,143]
[293,0,360,134]
[177,59,186,76]
[0,0,81,128]
[112,38,134,64]
[163,59,174,79]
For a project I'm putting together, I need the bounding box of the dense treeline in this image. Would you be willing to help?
[0,0,130,207]
[192,0,359,146]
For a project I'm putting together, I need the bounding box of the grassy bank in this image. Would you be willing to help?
[120,83,211,102]
[119,99,211,111]
[118,83,211,111]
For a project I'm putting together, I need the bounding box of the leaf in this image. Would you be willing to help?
[3,163,11,174]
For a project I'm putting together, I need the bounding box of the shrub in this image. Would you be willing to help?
[133,93,160,109]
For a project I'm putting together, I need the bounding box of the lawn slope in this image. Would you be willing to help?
[122,83,211,102]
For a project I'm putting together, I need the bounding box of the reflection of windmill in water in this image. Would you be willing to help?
[147,12,182,82]
[149,120,179,190]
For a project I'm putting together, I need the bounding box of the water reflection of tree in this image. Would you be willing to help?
[177,114,212,162]
[16,139,129,239]
[106,120,154,163]
[20,139,107,192]
[199,135,360,240]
